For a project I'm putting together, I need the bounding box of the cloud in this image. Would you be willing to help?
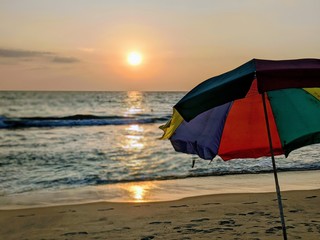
[0,48,52,58]
[0,48,80,64]
[51,56,80,64]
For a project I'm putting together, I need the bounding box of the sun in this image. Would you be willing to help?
[127,51,142,66]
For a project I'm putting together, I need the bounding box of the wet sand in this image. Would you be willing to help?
[1,189,319,240]
[1,171,319,209]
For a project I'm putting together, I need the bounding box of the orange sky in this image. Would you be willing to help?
[0,0,320,91]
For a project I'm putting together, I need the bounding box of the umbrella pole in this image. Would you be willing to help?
[262,92,288,240]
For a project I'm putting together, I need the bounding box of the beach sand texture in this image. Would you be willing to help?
[1,189,319,240]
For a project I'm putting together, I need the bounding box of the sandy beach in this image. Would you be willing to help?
[0,189,319,240]
[1,184,319,239]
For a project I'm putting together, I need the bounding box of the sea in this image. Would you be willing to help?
[0,91,319,199]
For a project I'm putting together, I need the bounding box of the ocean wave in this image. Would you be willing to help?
[0,114,171,129]
[33,165,320,187]
[93,165,320,185]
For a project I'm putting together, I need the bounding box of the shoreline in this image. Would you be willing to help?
[1,170,319,210]
[1,189,319,239]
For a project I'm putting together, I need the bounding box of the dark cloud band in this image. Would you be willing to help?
[52,56,80,63]
[0,48,80,64]
[0,48,52,58]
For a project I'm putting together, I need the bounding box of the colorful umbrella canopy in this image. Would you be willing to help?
[160,58,320,240]
[161,59,320,161]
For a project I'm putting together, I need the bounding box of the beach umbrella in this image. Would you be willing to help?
[160,58,320,240]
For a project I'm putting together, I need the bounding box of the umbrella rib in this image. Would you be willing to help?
[262,92,288,240]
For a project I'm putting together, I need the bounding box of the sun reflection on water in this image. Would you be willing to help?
[125,91,144,116]
[127,124,143,132]
[130,185,145,201]
[118,91,153,202]
[125,183,155,202]
[121,91,147,151]
[123,135,144,150]
[121,124,145,151]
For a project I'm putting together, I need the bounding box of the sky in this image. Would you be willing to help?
[0,0,319,91]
